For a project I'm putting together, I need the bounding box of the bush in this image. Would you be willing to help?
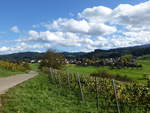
[22,62,31,70]
[90,70,133,82]
[0,60,30,72]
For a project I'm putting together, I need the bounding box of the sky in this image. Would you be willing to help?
[0,0,150,54]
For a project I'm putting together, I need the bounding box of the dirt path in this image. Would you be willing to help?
[0,71,38,95]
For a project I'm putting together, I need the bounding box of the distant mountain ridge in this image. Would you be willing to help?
[134,44,150,48]
[0,44,150,60]
[0,52,43,61]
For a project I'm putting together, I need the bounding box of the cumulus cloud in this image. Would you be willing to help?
[111,1,150,31]
[93,35,150,49]
[39,0,150,50]
[78,6,112,22]
[45,18,117,36]
[10,26,20,33]
[26,30,82,47]
[77,1,150,33]
[0,47,9,52]
[1,0,150,54]
[0,42,51,55]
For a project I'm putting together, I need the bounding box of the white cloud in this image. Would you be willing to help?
[111,1,150,30]
[10,26,20,33]
[1,1,150,54]
[26,31,82,47]
[88,23,116,35]
[91,33,150,49]
[46,18,90,34]
[0,46,9,52]
[28,30,39,38]
[0,42,52,55]
[45,18,117,36]
[78,1,150,31]
[78,6,112,23]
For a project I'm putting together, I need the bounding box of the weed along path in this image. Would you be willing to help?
[0,71,38,95]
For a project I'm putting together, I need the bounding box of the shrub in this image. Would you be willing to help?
[22,62,31,70]
[0,60,30,72]
[90,70,133,82]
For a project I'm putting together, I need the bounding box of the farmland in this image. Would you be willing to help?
[0,52,150,113]
[0,70,149,113]
[66,60,150,82]
[1,0,150,112]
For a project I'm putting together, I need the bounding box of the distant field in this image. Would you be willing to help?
[66,60,150,82]
[30,63,39,71]
[138,54,150,60]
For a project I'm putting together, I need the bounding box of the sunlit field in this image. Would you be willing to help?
[66,60,150,82]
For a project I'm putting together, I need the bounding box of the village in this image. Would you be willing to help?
[68,57,142,69]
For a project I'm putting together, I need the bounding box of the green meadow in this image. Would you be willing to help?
[30,63,39,71]
[66,60,150,82]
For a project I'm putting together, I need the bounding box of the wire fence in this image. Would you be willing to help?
[47,68,150,113]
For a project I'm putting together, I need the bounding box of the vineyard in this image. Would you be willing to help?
[0,61,30,72]
[46,68,150,113]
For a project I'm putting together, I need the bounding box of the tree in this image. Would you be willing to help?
[39,49,65,69]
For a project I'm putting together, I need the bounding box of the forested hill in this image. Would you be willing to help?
[0,52,43,61]
[84,45,150,58]
[63,44,150,59]
[0,44,150,60]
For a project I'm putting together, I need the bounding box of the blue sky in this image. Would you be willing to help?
[0,0,150,54]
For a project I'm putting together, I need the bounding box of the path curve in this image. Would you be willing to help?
[0,71,38,94]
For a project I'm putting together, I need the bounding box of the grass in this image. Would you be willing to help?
[65,64,99,75]
[0,63,39,78]
[0,73,99,113]
[30,63,39,71]
[138,54,150,60]
[0,73,148,113]
[66,60,150,82]
[0,60,149,113]
[0,67,24,78]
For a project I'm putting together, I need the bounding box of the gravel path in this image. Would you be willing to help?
[0,71,38,94]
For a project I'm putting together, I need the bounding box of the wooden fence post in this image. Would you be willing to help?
[53,69,56,84]
[67,72,71,90]
[48,68,51,80]
[77,73,85,101]
[95,76,99,110]
[49,68,53,82]
[112,79,121,113]
[55,71,59,86]
[58,74,62,88]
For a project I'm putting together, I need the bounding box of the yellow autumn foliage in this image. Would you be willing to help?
[0,60,28,72]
